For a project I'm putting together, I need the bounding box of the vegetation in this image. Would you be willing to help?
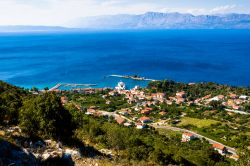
[19,92,72,139]
[0,81,29,125]
[1,80,250,165]
[66,91,132,112]
[148,80,250,156]
[73,114,232,166]
[148,80,250,99]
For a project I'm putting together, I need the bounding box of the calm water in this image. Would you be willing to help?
[0,30,250,89]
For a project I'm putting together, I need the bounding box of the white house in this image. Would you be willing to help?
[136,123,146,129]
[181,132,196,142]
[212,143,227,155]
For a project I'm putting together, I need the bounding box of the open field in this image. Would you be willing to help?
[157,128,181,138]
[178,117,219,128]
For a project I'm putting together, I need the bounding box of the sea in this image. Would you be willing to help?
[0,29,250,90]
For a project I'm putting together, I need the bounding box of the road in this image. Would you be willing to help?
[98,110,236,154]
[89,109,237,155]
[225,108,250,115]
[98,110,237,154]
[150,123,237,155]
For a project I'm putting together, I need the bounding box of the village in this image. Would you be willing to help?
[57,81,250,162]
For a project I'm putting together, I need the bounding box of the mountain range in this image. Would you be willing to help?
[1,12,250,31]
[69,12,250,29]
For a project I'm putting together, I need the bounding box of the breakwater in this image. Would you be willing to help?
[49,83,97,91]
[109,74,157,81]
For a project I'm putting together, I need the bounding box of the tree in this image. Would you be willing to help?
[0,81,28,125]
[237,149,250,166]
[244,103,250,112]
[209,100,224,110]
[31,87,39,92]
[19,93,72,139]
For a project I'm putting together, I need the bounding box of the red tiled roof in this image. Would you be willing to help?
[159,111,167,115]
[183,132,194,137]
[61,96,68,100]
[212,143,225,150]
[139,116,150,121]
[141,109,151,114]
[158,92,165,95]
[218,95,224,99]
[115,117,125,124]
[176,91,186,95]
[229,93,237,98]
[87,109,96,113]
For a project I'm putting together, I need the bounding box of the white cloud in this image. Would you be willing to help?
[0,1,245,26]
[210,5,237,13]
[159,5,238,15]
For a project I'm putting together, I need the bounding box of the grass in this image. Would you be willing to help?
[178,117,219,128]
[157,128,181,138]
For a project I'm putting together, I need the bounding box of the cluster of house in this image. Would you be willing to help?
[181,132,239,161]
[110,83,189,106]
[194,93,250,111]
[50,80,250,115]
[85,105,153,129]
[114,82,249,112]
[60,83,243,161]
[222,93,250,110]
[114,115,143,129]
[114,115,152,129]
[169,91,187,104]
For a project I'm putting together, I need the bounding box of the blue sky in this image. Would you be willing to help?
[0,0,249,26]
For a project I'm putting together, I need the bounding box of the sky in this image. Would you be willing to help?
[0,0,249,26]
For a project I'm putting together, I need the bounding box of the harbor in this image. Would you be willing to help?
[49,83,97,91]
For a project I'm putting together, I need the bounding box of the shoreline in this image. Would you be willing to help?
[5,78,250,91]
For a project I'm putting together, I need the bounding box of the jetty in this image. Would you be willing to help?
[49,83,97,91]
[109,74,157,81]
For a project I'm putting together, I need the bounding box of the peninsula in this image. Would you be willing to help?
[109,74,157,81]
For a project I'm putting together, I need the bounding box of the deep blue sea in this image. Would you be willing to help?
[0,30,250,89]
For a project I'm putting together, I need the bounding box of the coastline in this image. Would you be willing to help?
[6,78,250,91]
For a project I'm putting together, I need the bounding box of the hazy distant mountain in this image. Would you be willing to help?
[70,12,250,29]
[0,25,71,32]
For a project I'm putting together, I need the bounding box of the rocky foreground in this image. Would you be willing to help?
[0,126,106,166]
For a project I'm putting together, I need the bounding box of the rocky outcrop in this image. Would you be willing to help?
[0,139,39,166]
